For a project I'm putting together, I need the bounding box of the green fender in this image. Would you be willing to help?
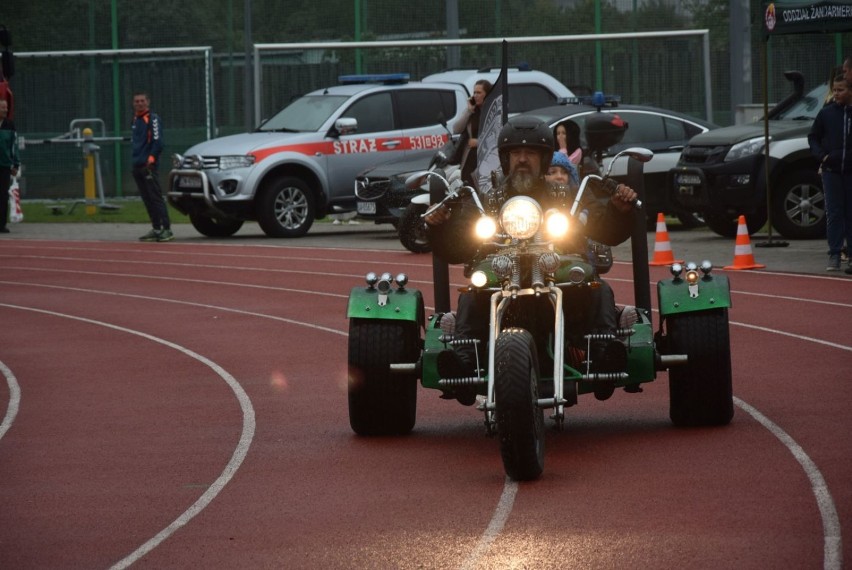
[347,286,425,328]
[657,273,731,317]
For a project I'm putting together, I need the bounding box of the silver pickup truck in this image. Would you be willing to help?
[168,74,468,238]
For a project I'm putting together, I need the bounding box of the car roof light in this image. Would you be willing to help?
[338,73,410,85]
[558,93,622,107]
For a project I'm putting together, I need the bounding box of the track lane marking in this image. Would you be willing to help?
[459,478,517,570]
[0,282,347,337]
[2,282,846,568]
[0,360,21,442]
[734,397,842,570]
[0,303,256,569]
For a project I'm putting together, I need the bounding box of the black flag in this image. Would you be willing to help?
[475,40,508,196]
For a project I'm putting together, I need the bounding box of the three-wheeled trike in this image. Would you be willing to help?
[346,119,733,481]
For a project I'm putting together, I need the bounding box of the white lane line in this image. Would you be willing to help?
[732,290,852,309]
[3,260,436,288]
[730,321,852,352]
[3,281,846,568]
[734,397,843,570]
[0,360,21,442]
[459,478,518,570]
[0,282,347,337]
[0,303,256,570]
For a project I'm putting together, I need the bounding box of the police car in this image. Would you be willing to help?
[167,74,469,238]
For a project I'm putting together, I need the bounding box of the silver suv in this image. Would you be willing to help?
[168,74,468,237]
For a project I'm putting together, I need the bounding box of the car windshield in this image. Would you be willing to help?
[776,83,828,121]
[258,95,349,132]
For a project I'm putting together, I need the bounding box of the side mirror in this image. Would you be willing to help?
[334,117,358,136]
[619,147,654,163]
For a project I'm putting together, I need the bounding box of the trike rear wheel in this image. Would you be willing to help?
[667,309,734,427]
[348,319,419,435]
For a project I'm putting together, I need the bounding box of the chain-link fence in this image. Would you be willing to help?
[4,0,851,201]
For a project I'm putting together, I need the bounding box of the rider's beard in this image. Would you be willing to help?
[509,170,537,194]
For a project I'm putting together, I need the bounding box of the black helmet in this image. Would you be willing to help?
[498,116,554,175]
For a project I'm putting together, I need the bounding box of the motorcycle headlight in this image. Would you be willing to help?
[544,209,570,238]
[219,155,256,170]
[475,216,498,240]
[470,270,489,288]
[724,137,766,162]
[499,196,542,240]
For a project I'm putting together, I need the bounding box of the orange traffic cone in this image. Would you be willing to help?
[649,213,684,266]
[724,215,766,270]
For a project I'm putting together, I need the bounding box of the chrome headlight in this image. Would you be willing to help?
[724,137,766,162]
[172,153,184,169]
[219,155,256,170]
[499,196,542,240]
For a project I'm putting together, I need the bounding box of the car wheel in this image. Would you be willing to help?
[256,176,314,238]
[398,203,431,254]
[348,319,419,436]
[705,210,767,238]
[667,309,734,427]
[494,328,545,481]
[189,212,244,237]
[769,170,826,240]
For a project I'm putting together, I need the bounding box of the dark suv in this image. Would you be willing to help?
[671,72,828,239]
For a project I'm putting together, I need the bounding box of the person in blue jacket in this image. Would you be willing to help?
[808,74,852,272]
[131,91,173,242]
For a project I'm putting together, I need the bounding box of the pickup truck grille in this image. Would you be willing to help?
[680,145,728,166]
[179,155,220,169]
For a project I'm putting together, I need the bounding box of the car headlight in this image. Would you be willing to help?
[499,196,542,240]
[219,155,256,170]
[172,153,184,169]
[544,209,570,238]
[724,137,767,162]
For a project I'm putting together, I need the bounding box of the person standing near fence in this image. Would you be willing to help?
[808,74,852,272]
[131,91,173,242]
[0,99,19,234]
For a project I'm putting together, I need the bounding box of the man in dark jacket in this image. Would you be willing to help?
[809,74,852,271]
[0,98,19,233]
[131,91,173,242]
[425,116,637,402]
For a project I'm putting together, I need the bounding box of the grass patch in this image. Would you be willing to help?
[21,199,189,224]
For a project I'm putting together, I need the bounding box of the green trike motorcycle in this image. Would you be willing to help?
[346,147,733,481]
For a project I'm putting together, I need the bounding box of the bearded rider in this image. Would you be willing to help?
[424,116,638,402]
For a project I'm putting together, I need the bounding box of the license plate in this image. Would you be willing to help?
[675,173,701,185]
[178,176,202,188]
[357,201,376,215]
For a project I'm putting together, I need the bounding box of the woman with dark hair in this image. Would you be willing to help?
[553,118,583,166]
[451,78,492,186]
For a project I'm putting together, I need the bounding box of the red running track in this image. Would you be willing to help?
[0,238,850,569]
